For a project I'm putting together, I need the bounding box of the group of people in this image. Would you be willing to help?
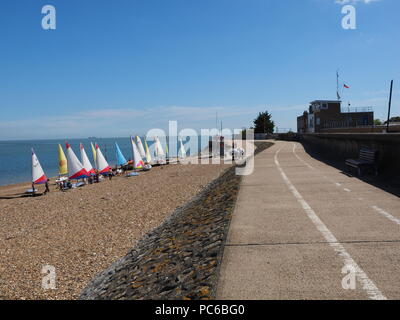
[54,166,127,192]
[31,179,50,196]
[57,171,107,190]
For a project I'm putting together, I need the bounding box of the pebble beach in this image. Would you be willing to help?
[0,162,230,300]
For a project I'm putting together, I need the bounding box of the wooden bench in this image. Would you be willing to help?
[345,147,379,176]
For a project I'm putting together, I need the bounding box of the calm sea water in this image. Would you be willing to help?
[0,136,209,186]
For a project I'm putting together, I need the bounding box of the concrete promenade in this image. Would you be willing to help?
[217,140,400,300]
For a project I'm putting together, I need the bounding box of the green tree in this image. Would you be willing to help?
[253,111,275,134]
[374,119,382,126]
[384,116,400,124]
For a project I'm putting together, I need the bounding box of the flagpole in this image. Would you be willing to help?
[336,70,341,100]
[386,80,394,133]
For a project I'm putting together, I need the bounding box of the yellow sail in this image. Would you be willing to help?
[58,144,68,175]
[145,139,152,163]
[91,142,97,165]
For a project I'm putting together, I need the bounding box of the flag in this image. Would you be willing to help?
[344,83,350,89]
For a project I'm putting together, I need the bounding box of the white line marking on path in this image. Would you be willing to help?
[372,206,400,225]
[274,148,386,300]
[292,142,399,227]
[293,143,339,187]
[293,143,314,170]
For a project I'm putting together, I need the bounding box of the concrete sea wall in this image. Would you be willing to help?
[301,133,400,174]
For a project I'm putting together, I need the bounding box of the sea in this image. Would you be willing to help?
[0,136,210,186]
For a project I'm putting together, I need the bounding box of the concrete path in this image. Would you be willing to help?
[216,141,400,300]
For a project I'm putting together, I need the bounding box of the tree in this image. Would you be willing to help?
[374,119,382,126]
[253,111,275,134]
[384,116,400,125]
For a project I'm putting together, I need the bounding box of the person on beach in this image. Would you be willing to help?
[31,183,36,196]
[44,179,50,195]
[108,168,113,180]
[66,180,72,189]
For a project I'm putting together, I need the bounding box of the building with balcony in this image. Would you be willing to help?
[297,100,374,134]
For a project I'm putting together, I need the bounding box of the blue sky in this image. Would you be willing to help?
[0,0,399,139]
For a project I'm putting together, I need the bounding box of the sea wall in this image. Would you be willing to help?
[80,142,273,300]
[301,133,400,174]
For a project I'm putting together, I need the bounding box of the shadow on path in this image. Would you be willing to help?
[301,142,400,199]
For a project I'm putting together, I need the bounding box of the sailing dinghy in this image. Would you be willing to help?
[179,137,187,159]
[136,136,146,160]
[115,142,128,167]
[58,144,68,176]
[144,139,152,164]
[91,142,97,168]
[95,144,111,175]
[130,137,145,170]
[32,148,47,185]
[80,143,96,175]
[66,143,90,180]
[154,136,166,165]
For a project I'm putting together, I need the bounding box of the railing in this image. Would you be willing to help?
[340,106,373,113]
[275,128,293,133]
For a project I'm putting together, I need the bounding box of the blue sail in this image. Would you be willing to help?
[115,142,127,166]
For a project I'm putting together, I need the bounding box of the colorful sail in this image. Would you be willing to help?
[165,139,169,158]
[91,142,97,167]
[131,137,145,169]
[58,144,68,175]
[95,144,111,175]
[32,148,47,184]
[136,136,146,159]
[115,142,127,166]
[144,139,152,163]
[65,143,89,180]
[80,143,96,175]
[179,138,186,159]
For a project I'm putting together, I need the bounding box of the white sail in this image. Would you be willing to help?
[131,137,144,169]
[66,143,89,180]
[80,143,95,175]
[155,136,165,158]
[145,139,152,163]
[179,138,186,159]
[136,136,146,159]
[32,148,47,184]
[95,144,111,174]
